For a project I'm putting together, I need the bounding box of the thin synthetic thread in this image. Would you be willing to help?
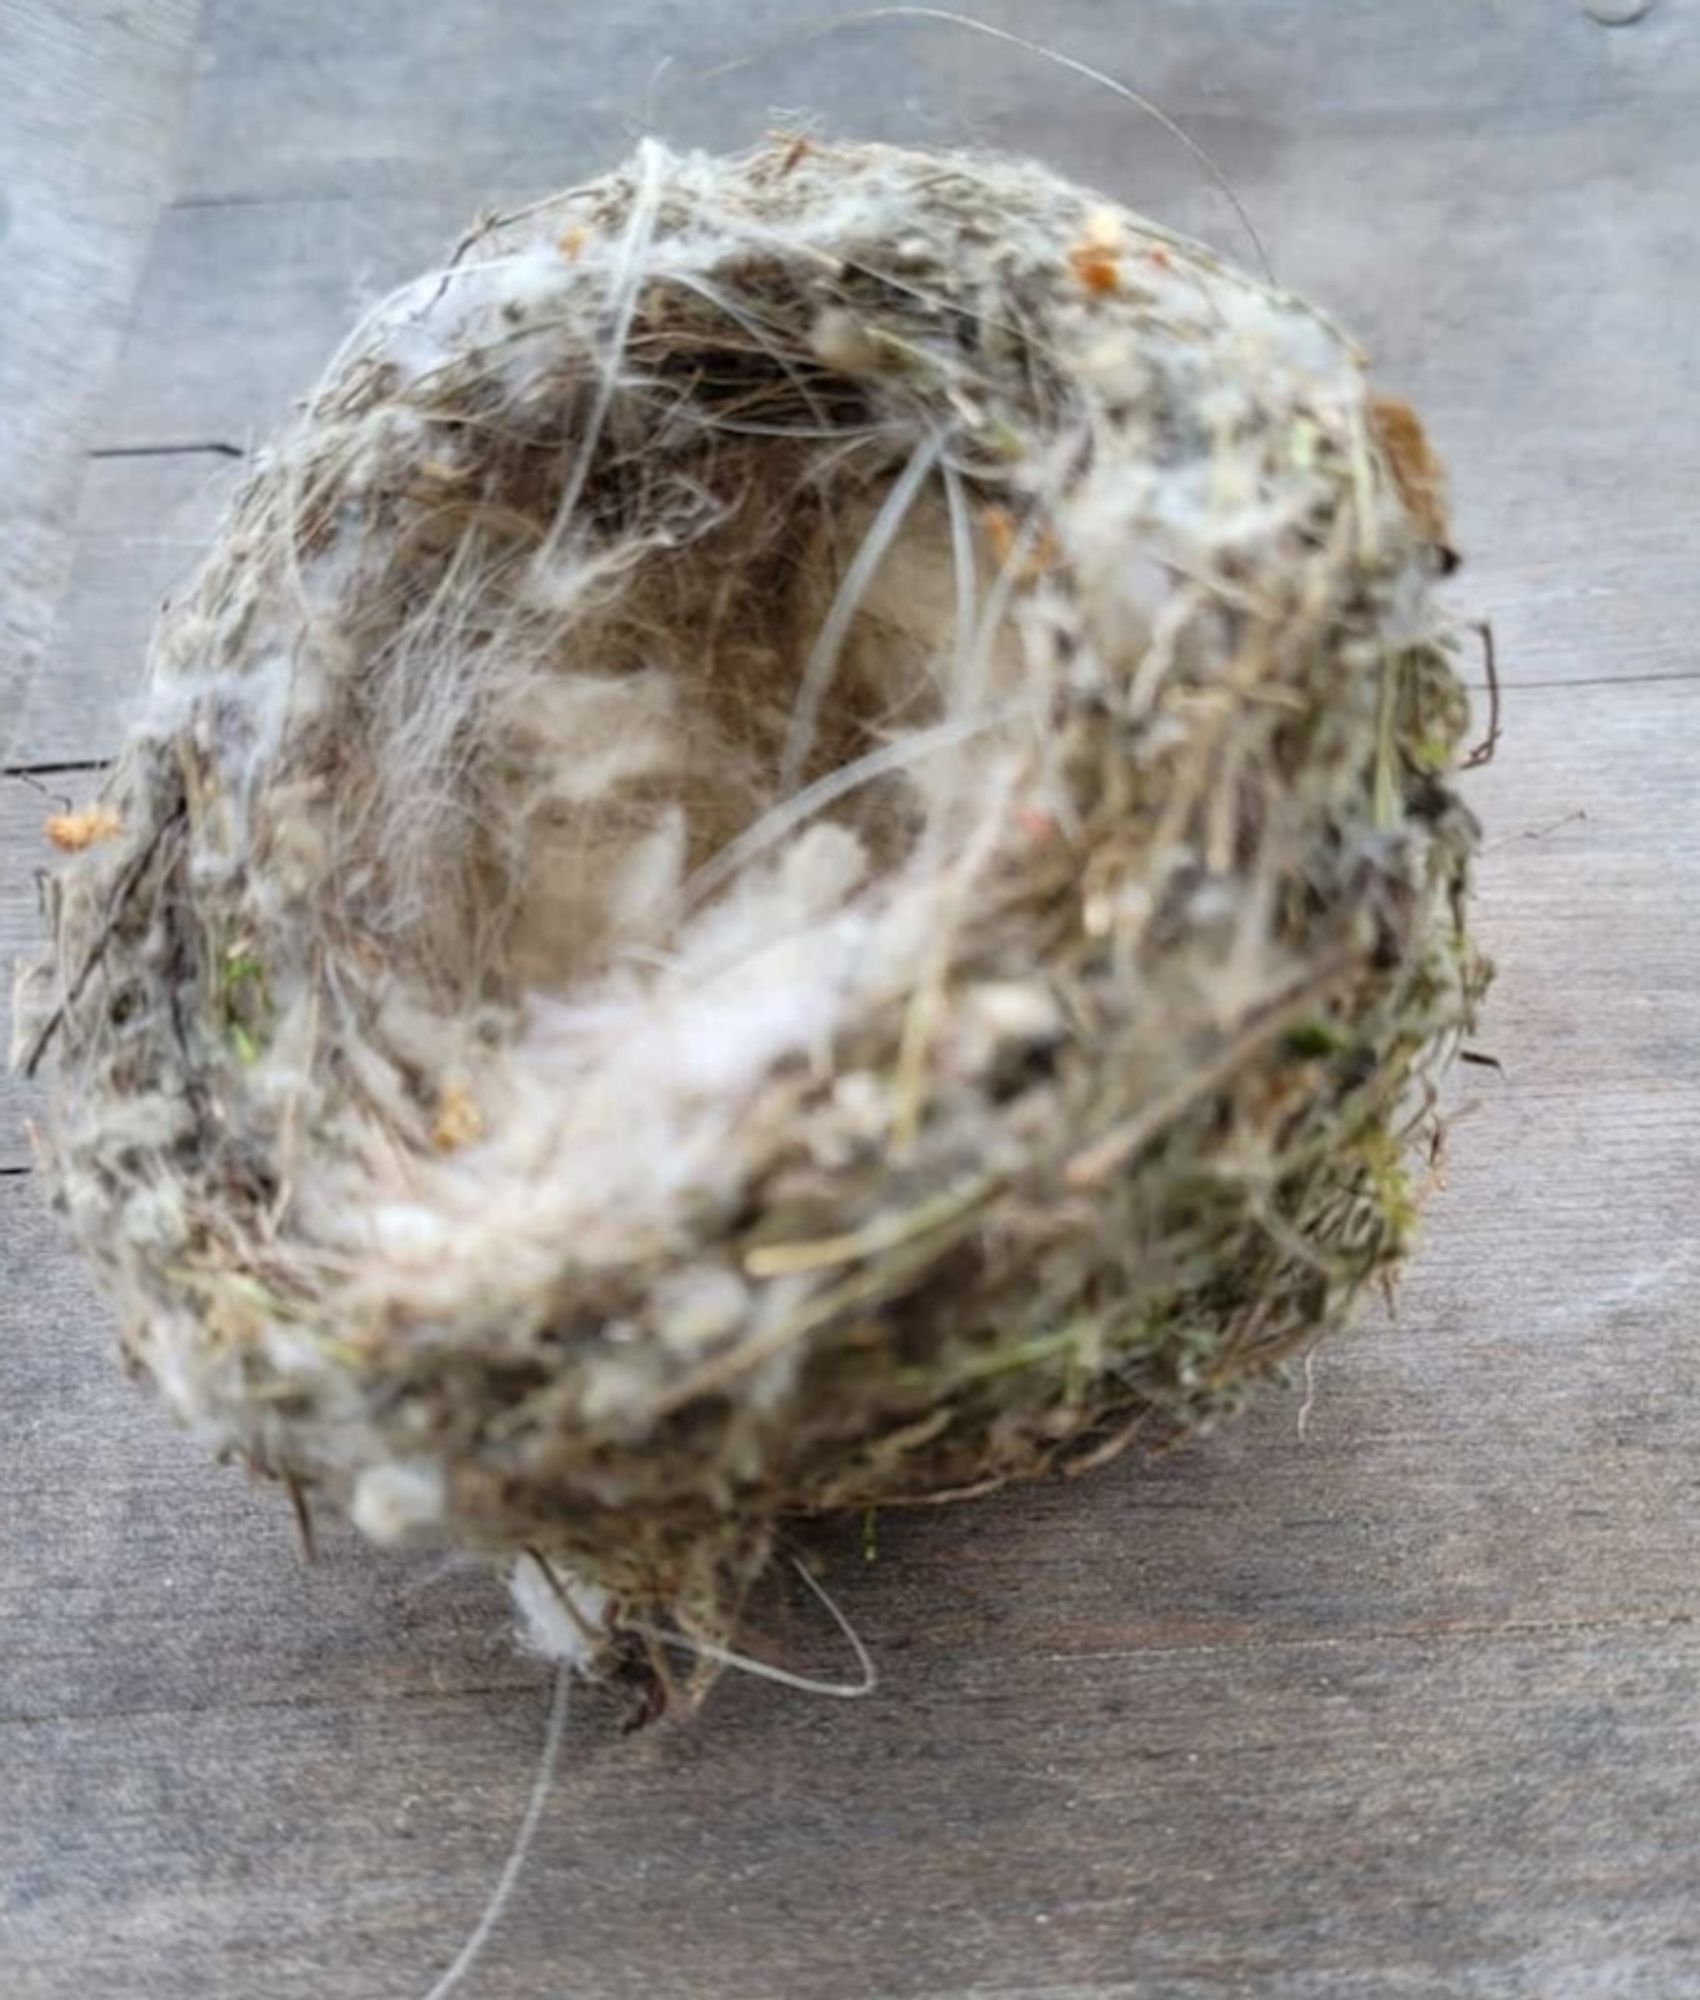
[629,1557,878,1699]
[778,431,945,793]
[418,1663,571,2000]
[697,6,1273,280]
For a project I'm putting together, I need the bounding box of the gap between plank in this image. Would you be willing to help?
[2,1605,1697,1733]
[88,442,244,460]
[3,759,114,779]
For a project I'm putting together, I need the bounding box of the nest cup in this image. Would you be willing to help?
[18,139,1486,1697]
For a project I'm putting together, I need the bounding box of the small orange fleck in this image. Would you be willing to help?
[982,505,1061,582]
[1068,243,1121,296]
[983,505,1018,568]
[556,225,590,261]
[45,803,121,853]
[1144,245,1171,270]
[430,1080,484,1160]
[431,1081,483,1153]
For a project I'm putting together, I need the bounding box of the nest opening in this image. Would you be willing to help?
[311,260,1031,1025]
[457,440,967,1003]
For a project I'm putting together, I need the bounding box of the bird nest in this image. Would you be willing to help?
[17,139,1486,1702]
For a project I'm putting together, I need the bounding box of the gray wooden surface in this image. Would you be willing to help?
[0,0,201,770]
[4,5,1699,1996]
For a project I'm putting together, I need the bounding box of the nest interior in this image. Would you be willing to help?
[17,138,1487,1688]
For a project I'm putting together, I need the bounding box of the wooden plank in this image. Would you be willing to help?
[0,0,200,768]
[3,1615,1698,2000]
[3,1167,1700,1997]
[0,1181,532,1719]
[27,3,1696,765]
[3,680,1696,1992]
[8,8,1700,1997]
[105,91,1700,469]
[7,451,241,769]
[87,190,473,450]
[170,0,1700,206]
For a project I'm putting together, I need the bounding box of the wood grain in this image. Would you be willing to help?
[4,675,1697,1991]
[7,450,242,769]
[167,0,1700,207]
[3,3,1699,1997]
[7,1621,1700,2000]
[0,0,200,769]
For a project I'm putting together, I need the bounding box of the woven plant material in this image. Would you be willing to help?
[16,139,1486,1694]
